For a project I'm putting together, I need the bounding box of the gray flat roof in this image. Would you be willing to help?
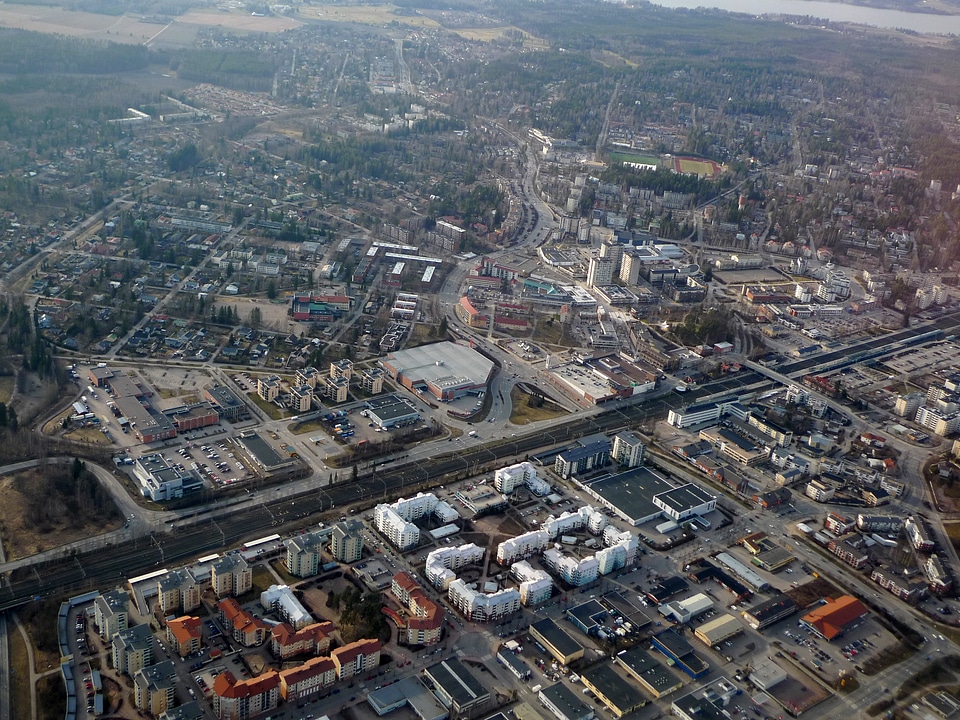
[567,599,606,630]
[206,385,242,408]
[539,683,592,720]
[107,374,142,398]
[367,676,448,720]
[236,432,285,468]
[115,397,173,434]
[617,647,679,692]
[368,398,419,422]
[582,466,675,523]
[581,663,646,710]
[656,483,715,513]
[424,657,488,707]
[532,618,583,657]
[384,341,494,389]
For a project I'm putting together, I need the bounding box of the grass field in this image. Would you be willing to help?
[289,419,327,436]
[450,27,548,48]
[674,156,722,177]
[597,50,638,68]
[63,426,111,444]
[246,392,286,421]
[609,151,661,168]
[270,559,300,586]
[8,619,31,720]
[307,4,440,28]
[509,387,568,425]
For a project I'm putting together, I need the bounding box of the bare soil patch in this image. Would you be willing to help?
[0,466,121,560]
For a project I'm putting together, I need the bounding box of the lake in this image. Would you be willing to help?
[651,0,960,33]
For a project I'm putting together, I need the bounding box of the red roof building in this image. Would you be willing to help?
[212,670,280,720]
[278,656,337,702]
[270,621,334,660]
[331,638,381,680]
[165,616,202,658]
[800,596,868,640]
[218,598,268,647]
[388,572,444,646]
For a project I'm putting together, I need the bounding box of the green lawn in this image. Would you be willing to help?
[246,392,286,421]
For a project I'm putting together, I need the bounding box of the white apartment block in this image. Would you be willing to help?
[511,561,553,606]
[916,406,960,436]
[425,544,484,589]
[389,493,439,521]
[496,530,550,564]
[495,461,550,496]
[895,392,924,418]
[374,505,420,550]
[543,548,600,587]
[447,579,521,622]
[542,506,606,539]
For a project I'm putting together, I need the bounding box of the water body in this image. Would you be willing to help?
[651,0,960,34]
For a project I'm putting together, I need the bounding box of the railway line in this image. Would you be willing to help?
[4,311,960,611]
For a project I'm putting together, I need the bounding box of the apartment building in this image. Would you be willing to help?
[112,624,154,676]
[389,572,444,646]
[211,554,252,598]
[374,504,420,550]
[165,616,202,658]
[447,579,521,622]
[94,589,129,641]
[270,621,334,660]
[157,569,201,615]
[496,530,550,565]
[257,375,281,403]
[285,531,328,578]
[331,519,364,563]
[279,656,337,703]
[218,598,269,647]
[212,670,280,720]
[134,660,176,716]
[331,639,381,680]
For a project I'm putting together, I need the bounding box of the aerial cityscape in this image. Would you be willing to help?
[5,0,960,720]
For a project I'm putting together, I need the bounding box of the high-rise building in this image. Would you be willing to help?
[331,519,364,563]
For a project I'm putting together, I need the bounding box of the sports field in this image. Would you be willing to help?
[609,151,661,168]
[674,156,722,177]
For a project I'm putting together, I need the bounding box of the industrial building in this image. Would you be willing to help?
[365,394,421,429]
[539,683,595,720]
[671,678,741,720]
[530,618,585,665]
[576,466,716,527]
[381,342,494,401]
[743,594,798,631]
[667,403,722,429]
[615,646,683,699]
[423,658,490,716]
[694,614,743,646]
[651,629,709,678]
[659,593,713,624]
[580,663,647,717]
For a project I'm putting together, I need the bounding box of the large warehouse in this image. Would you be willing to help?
[575,466,717,526]
[381,341,494,401]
